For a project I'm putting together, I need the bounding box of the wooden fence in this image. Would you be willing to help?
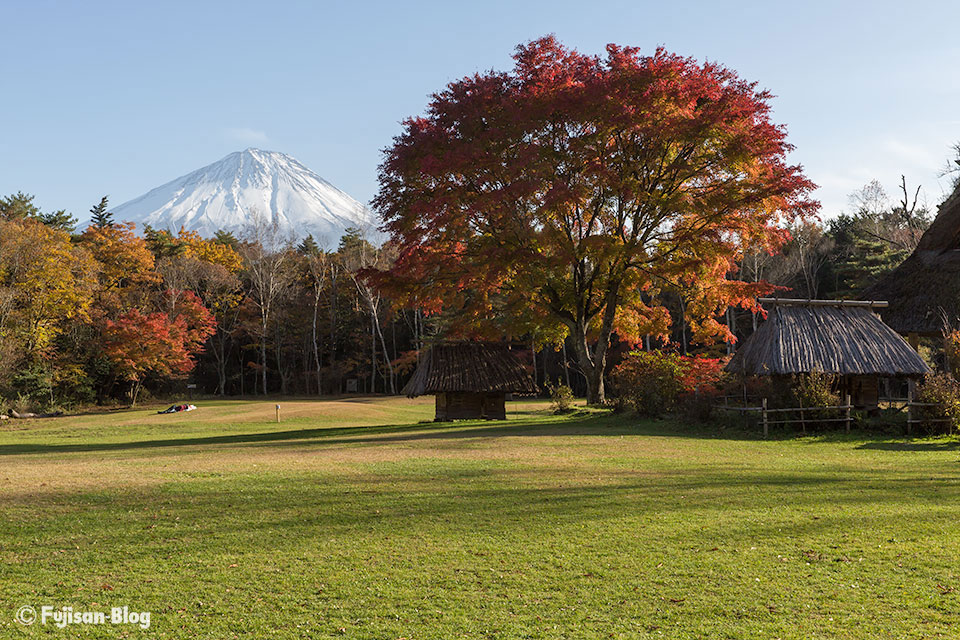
[715,395,853,438]
[905,388,952,434]
[717,392,954,437]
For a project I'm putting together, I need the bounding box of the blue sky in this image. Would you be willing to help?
[3,0,959,220]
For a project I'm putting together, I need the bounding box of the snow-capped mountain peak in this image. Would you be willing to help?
[100,149,379,245]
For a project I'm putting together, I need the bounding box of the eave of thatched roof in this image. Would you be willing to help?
[402,342,537,398]
[861,183,960,335]
[725,300,930,377]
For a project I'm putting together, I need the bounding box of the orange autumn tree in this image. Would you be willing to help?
[103,290,215,405]
[373,37,817,403]
[79,221,161,313]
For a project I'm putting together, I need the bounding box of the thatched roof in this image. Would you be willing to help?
[861,185,960,334]
[725,299,930,376]
[402,342,537,397]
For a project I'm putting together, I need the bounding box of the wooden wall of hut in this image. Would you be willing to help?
[435,392,507,421]
[840,375,880,410]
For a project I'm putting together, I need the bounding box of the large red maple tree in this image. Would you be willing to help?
[373,37,817,403]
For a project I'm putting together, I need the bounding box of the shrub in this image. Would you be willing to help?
[785,372,841,425]
[611,351,684,416]
[789,372,840,408]
[611,351,725,417]
[915,373,960,434]
[10,366,53,411]
[546,382,575,413]
[679,356,726,396]
[12,393,35,415]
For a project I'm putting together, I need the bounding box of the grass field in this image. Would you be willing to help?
[1,397,959,639]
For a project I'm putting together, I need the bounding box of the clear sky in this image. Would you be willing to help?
[3,0,959,221]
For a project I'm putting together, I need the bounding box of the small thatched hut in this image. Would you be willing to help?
[725,298,930,408]
[862,185,960,337]
[402,342,537,421]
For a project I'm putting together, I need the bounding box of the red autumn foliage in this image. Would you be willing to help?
[372,36,817,404]
[611,350,726,416]
[102,291,216,405]
[678,356,725,396]
[166,289,218,354]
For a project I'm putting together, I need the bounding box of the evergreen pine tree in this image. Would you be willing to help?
[0,192,42,220]
[143,224,183,258]
[1,192,77,231]
[37,209,78,232]
[90,196,114,229]
[213,229,239,249]
[297,234,320,256]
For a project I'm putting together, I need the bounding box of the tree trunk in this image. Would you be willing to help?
[329,270,338,393]
[566,281,621,405]
[261,317,268,395]
[239,350,245,396]
[210,329,229,395]
[569,325,607,405]
[678,295,688,356]
[530,336,537,390]
[374,310,396,394]
[370,312,377,393]
[274,323,288,395]
[312,288,322,395]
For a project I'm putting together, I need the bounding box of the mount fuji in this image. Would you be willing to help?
[101,149,380,244]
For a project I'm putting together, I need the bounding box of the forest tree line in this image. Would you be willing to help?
[0,174,943,411]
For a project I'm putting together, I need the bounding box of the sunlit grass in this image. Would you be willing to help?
[1,397,958,638]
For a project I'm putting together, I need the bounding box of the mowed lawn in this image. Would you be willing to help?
[1,398,959,639]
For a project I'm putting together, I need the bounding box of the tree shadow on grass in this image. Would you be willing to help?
[855,439,960,452]
[7,462,959,561]
[2,409,952,457]
[0,412,754,456]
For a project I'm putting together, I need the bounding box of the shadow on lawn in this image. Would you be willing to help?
[0,413,755,456]
[856,439,960,452]
[8,459,959,556]
[1,410,948,456]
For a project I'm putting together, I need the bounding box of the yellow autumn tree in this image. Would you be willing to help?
[0,219,97,356]
[177,227,243,273]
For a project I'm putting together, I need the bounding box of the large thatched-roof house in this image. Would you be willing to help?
[402,342,536,421]
[862,186,960,336]
[725,298,930,408]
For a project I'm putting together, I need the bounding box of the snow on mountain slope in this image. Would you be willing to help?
[101,149,380,244]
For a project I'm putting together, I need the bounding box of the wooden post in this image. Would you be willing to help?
[907,382,914,436]
[276,403,281,424]
[799,398,806,435]
[762,397,768,439]
[844,394,851,434]
[742,378,749,429]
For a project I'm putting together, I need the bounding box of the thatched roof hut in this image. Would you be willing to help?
[861,186,960,335]
[725,299,929,408]
[402,342,536,421]
[726,299,929,376]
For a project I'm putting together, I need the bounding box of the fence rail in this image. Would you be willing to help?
[715,392,955,437]
[905,390,953,434]
[714,395,852,438]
